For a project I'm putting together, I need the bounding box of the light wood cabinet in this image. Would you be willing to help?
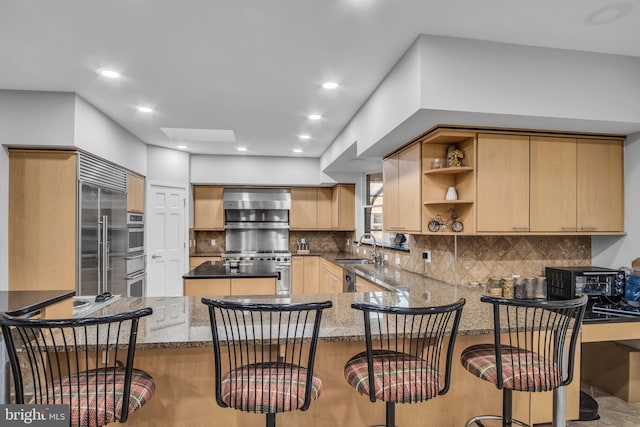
[383,142,422,233]
[193,186,224,230]
[355,277,383,293]
[319,258,343,293]
[477,134,530,232]
[230,277,277,296]
[126,173,145,213]
[421,130,476,234]
[291,256,320,294]
[577,138,624,232]
[189,256,221,270]
[183,277,277,297]
[530,136,578,232]
[183,278,230,297]
[331,184,356,231]
[9,150,77,292]
[290,188,333,230]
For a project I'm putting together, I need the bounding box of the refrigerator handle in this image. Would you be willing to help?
[98,217,103,295]
[102,215,109,293]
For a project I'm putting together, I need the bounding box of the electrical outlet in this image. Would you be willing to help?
[211,239,216,246]
[384,254,389,262]
[362,249,367,255]
[356,248,360,254]
[422,251,431,263]
[346,239,350,246]
[395,255,400,265]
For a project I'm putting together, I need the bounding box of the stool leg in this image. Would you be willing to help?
[266,413,276,427]
[386,402,395,427]
[502,389,513,426]
[553,386,566,427]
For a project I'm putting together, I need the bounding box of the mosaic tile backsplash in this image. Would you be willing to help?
[354,235,591,286]
[289,231,352,253]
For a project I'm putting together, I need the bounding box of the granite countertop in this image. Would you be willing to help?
[0,290,75,317]
[79,274,489,350]
[183,259,279,279]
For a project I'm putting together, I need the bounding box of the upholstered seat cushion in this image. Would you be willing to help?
[44,368,155,427]
[343,350,441,403]
[221,362,322,413]
[461,344,561,391]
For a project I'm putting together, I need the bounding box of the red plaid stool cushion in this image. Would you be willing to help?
[45,368,155,427]
[344,350,441,403]
[221,362,322,413]
[461,343,561,391]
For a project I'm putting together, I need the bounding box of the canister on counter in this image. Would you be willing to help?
[535,276,547,299]
[525,277,537,299]
[488,277,503,296]
[502,277,514,299]
[514,278,526,299]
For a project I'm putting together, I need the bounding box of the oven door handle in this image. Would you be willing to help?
[127,271,147,281]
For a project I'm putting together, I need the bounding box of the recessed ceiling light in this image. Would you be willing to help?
[299,134,311,140]
[308,114,322,120]
[293,149,303,153]
[98,69,120,79]
[322,82,339,89]
[177,145,188,150]
[137,106,153,113]
[586,3,633,25]
[237,147,248,152]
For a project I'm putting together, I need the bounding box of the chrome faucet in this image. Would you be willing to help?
[358,233,382,265]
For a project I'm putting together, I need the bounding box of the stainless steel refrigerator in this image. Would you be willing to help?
[77,182,127,296]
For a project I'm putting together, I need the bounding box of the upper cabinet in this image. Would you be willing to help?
[386,126,625,236]
[290,188,332,230]
[331,184,356,231]
[126,173,145,213]
[476,134,530,232]
[383,142,422,233]
[576,138,624,232]
[193,185,224,230]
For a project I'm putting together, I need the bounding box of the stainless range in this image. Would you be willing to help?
[222,188,292,294]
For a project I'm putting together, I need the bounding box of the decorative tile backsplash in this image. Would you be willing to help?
[289,231,352,253]
[193,230,225,255]
[370,234,591,285]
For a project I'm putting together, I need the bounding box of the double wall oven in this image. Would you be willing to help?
[126,213,146,296]
[222,188,291,294]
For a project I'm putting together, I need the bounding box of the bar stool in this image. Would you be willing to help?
[460,294,587,427]
[0,308,155,427]
[344,298,465,427]
[202,297,332,427]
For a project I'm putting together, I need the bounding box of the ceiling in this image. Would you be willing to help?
[1,1,638,162]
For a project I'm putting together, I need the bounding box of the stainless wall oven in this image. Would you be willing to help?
[127,213,144,254]
[126,212,146,296]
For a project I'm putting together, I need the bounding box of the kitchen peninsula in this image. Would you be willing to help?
[74,264,580,427]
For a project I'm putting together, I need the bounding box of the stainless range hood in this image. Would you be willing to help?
[223,188,291,210]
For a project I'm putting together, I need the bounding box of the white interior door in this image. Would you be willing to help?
[147,183,186,296]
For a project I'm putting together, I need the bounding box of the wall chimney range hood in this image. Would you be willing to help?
[223,188,291,210]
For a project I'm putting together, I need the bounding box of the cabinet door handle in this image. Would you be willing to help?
[388,226,406,230]
[561,227,578,231]
[579,226,598,231]
[512,227,530,231]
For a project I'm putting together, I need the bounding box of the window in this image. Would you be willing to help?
[364,173,408,249]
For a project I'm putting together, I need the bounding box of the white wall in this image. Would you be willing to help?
[191,155,328,186]
[419,35,640,125]
[74,95,147,175]
[321,37,421,170]
[146,145,190,184]
[0,90,77,291]
[593,132,640,269]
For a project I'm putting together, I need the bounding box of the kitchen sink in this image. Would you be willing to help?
[335,258,373,265]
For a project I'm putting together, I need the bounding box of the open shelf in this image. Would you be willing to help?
[424,166,474,176]
[423,200,474,205]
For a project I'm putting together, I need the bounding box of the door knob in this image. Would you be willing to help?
[152,254,161,259]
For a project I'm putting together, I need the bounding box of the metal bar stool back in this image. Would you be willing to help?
[461,294,587,426]
[0,308,155,427]
[202,297,333,427]
[344,298,466,427]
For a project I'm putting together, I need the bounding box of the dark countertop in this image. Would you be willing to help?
[191,253,223,257]
[183,259,279,279]
[0,290,75,316]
